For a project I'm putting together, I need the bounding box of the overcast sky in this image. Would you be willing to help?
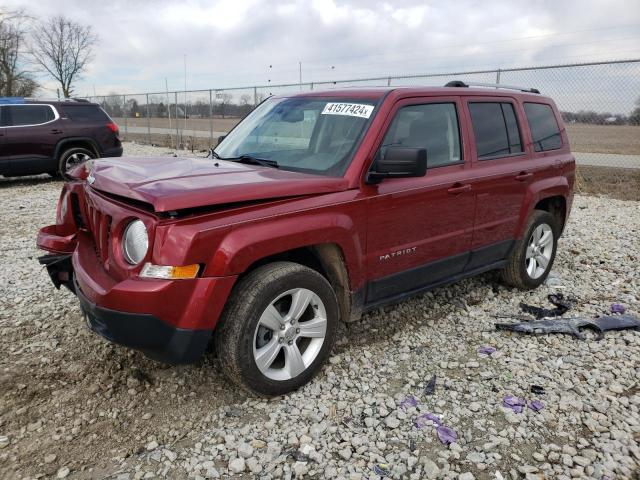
[5,0,640,98]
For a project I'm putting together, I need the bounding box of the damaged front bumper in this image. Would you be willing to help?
[37,252,213,363]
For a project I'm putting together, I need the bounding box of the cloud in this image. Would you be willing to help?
[2,0,639,97]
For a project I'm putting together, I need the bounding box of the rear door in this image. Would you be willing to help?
[363,96,476,304]
[463,97,533,268]
[4,104,60,174]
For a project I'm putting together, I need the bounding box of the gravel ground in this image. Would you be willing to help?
[1,143,639,480]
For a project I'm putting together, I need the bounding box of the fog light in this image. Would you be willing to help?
[140,263,200,279]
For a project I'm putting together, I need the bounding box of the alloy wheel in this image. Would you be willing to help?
[252,288,327,381]
[525,223,554,279]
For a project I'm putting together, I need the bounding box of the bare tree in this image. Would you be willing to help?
[0,8,38,96]
[31,15,97,98]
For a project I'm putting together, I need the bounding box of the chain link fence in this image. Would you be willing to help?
[87,59,640,199]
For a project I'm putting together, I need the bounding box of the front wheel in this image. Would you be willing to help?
[215,262,339,396]
[500,210,558,289]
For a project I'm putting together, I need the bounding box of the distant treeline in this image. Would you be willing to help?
[562,109,640,126]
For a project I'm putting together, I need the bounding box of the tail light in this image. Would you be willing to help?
[106,122,119,134]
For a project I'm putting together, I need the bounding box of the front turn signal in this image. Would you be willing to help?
[140,263,200,279]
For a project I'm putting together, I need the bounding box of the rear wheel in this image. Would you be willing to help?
[58,147,95,176]
[215,262,339,396]
[500,210,558,289]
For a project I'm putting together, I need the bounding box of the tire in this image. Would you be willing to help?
[58,147,95,176]
[500,210,559,290]
[215,262,339,396]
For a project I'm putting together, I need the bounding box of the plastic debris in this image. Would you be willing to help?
[496,314,640,340]
[424,375,437,395]
[528,400,544,412]
[503,396,526,413]
[373,464,390,476]
[520,293,573,319]
[611,303,626,314]
[436,425,457,445]
[399,395,418,411]
[530,385,545,395]
[414,412,441,429]
[478,346,496,355]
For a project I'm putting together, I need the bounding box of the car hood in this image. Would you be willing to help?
[88,156,350,212]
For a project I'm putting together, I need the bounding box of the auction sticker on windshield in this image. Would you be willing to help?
[322,102,374,119]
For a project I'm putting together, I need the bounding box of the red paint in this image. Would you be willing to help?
[37,86,575,334]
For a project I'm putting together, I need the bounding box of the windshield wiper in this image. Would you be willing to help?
[228,155,279,169]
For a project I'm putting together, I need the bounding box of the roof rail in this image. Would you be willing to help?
[444,80,540,94]
[0,97,25,104]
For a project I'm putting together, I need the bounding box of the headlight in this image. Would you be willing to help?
[122,219,148,264]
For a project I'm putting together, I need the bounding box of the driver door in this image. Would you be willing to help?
[363,97,476,304]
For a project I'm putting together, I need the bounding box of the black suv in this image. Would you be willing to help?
[0,98,123,177]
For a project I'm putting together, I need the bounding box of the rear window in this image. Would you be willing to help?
[62,105,110,122]
[6,105,55,126]
[524,102,562,152]
[469,102,523,159]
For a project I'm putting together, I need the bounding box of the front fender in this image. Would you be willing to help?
[202,212,365,288]
[516,176,570,238]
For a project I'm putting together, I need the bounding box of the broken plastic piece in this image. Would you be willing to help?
[611,303,626,314]
[503,396,526,413]
[530,385,545,395]
[496,314,640,340]
[399,395,418,411]
[373,464,390,476]
[414,412,441,429]
[424,375,436,395]
[436,425,457,445]
[519,293,573,319]
[528,400,544,412]
[478,346,496,355]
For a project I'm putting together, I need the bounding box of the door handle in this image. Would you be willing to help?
[51,129,63,134]
[447,183,471,195]
[515,172,533,181]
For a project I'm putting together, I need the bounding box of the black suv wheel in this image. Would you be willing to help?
[58,147,95,176]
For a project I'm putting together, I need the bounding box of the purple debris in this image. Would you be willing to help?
[415,412,441,429]
[424,375,437,395]
[436,425,457,445]
[373,464,390,476]
[503,395,526,413]
[528,400,544,412]
[478,345,497,355]
[611,303,626,314]
[399,395,418,411]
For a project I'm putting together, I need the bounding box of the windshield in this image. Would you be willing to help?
[214,96,379,176]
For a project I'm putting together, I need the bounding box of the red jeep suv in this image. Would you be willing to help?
[37,83,575,395]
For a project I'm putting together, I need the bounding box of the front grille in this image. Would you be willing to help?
[84,203,113,265]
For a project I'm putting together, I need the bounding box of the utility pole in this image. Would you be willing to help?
[184,54,188,137]
[165,78,171,131]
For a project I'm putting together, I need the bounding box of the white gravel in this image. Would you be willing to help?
[0,142,639,479]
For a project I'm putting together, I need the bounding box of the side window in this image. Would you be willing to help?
[469,102,523,159]
[0,107,8,127]
[381,103,461,167]
[7,105,55,126]
[62,105,110,122]
[524,102,562,152]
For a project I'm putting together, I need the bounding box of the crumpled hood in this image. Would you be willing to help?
[88,156,349,212]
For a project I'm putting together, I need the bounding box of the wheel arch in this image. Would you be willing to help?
[55,137,101,160]
[517,177,570,238]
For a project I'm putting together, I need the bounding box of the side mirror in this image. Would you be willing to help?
[366,147,427,184]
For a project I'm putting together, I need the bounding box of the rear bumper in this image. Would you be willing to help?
[101,145,123,158]
[75,276,211,364]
